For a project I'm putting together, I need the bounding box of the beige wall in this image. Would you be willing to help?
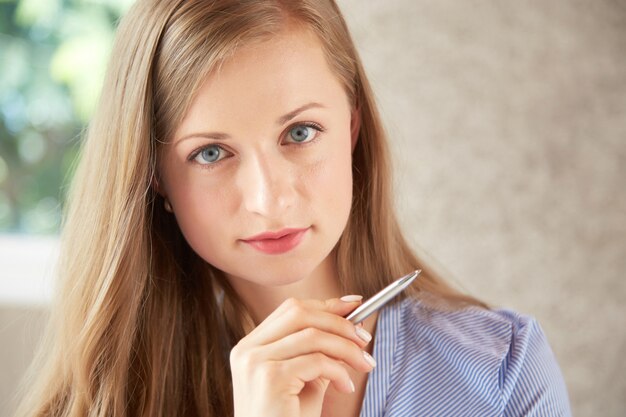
[2,1,624,416]
[339,0,625,415]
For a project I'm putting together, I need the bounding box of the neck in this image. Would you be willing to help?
[225,253,343,326]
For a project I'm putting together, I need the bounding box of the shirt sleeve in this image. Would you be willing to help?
[499,314,572,416]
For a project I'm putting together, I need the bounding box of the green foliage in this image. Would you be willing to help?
[0,0,133,233]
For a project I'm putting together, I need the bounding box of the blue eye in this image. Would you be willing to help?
[193,144,226,165]
[287,123,322,144]
[290,125,311,142]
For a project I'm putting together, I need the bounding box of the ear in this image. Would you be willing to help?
[350,107,361,153]
[151,172,165,198]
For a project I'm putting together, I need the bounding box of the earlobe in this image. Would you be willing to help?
[350,108,361,153]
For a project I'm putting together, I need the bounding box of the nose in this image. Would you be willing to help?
[236,152,296,217]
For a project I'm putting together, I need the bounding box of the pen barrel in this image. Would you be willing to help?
[346,270,419,324]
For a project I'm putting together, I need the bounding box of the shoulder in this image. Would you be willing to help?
[491,308,573,416]
[398,297,517,354]
[378,297,572,416]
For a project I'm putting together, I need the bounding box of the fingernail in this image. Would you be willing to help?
[356,326,372,343]
[341,295,363,302]
[349,379,355,393]
[363,351,377,368]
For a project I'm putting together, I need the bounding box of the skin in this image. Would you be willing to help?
[158,26,377,417]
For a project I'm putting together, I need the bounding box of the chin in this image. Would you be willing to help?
[223,255,320,287]
[255,263,315,286]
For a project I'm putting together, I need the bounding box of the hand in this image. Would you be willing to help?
[230,296,376,417]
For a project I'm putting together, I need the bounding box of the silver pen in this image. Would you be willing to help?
[345,270,421,324]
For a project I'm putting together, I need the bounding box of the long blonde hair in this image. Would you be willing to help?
[15,1,484,416]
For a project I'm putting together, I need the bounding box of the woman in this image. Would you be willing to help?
[15,0,571,416]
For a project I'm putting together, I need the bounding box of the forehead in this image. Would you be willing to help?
[175,27,350,134]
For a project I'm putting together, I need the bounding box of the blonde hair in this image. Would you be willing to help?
[15,1,484,416]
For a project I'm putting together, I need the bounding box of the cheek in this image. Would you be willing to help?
[302,136,353,223]
[331,152,353,216]
[166,173,235,260]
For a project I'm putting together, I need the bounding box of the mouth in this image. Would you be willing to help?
[241,227,310,255]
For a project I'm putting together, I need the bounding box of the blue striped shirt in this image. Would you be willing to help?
[359,297,572,416]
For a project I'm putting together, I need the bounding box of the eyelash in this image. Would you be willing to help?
[187,121,325,169]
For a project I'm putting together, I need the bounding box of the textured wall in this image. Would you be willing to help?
[338,0,625,415]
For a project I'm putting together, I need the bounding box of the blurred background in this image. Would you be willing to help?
[1,0,624,416]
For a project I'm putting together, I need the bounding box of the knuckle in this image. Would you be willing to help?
[323,298,337,310]
[229,343,241,364]
[283,297,300,309]
[285,302,307,321]
[300,326,320,340]
[229,345,259,371]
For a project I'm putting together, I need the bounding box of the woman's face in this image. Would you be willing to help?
[158,27,357,287]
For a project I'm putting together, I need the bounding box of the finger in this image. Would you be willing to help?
[244,298,368,348]
[257,327,376,373]
[260,296,363,326]
[280,352,356,394]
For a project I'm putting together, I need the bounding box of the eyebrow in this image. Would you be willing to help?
[277,102,324,125]
[174,102,325,145]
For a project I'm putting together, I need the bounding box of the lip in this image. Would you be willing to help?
[241,227,309,255]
